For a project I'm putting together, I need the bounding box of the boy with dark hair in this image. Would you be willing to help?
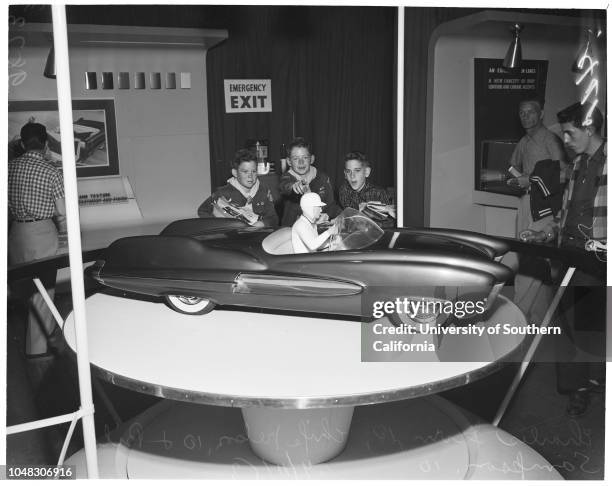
[198,148,278,227]
[278,137,341,226]
[520,101,606,417]
[338,151,391,212]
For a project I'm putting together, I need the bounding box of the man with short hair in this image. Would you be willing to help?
[507,97,567,234]
[8,122,66,358]
[505,98,567,327]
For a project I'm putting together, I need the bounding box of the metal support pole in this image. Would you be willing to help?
[51,4,99,478]
[396,7,405,227]
[493,267,576,426]
[33,278,64,327]
[7,410,82,435]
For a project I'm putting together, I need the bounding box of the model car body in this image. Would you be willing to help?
[87,211,513,319]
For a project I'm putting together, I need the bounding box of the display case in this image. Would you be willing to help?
[477,139,523,196]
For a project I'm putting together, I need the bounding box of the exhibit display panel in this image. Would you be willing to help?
[8,23,228,227]
[427,11,594,236]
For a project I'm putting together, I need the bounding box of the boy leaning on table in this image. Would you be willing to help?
[197,148,278,227]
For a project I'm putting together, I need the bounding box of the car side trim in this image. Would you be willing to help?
[234,274,363,296]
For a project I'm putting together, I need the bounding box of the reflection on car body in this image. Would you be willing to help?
[86,210,513,322]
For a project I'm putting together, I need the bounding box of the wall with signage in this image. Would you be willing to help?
[427,15,589,237]
[224,79,272,113]
[9,24,224,227]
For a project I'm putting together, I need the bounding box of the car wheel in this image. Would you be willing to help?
[165,295,215,315]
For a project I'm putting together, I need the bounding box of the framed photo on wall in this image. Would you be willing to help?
[8,98,119,178]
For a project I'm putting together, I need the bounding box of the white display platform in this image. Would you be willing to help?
[63,293,537,470]
[65,396,563,480]
[63,293,526,404]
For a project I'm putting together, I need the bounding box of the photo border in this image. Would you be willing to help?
[8,98,119,178]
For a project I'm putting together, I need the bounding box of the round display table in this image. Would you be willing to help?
[63,293,560,479]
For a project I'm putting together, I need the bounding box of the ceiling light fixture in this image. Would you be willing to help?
[502,24,523,70]
[43,45,56,79]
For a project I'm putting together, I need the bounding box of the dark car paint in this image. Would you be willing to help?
[87,218,513,318]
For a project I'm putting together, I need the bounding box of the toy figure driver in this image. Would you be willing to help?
[291,193,338,253]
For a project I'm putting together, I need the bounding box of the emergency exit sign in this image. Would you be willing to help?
[224,79,272,113]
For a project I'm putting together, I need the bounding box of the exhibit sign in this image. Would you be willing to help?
[8,98,119,178]
[473,59,548,195]
[77,176,132,206]
[77,176,143,228]
[224,79,272,113]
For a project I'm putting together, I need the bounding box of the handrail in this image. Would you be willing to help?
[498,236,606,278]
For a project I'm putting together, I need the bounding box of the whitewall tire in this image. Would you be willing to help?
[165,295,215,315]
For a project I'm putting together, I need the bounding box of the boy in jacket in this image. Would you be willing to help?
[198,148,278,227]
[279,137,341,226]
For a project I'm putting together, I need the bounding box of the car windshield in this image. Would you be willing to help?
[262,208,384,255]
[328,208,384,251]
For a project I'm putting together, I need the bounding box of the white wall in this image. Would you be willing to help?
[429,30,582,236]
[9,43,212,225]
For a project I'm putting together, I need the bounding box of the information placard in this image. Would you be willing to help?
[224,79,272,113]
[474,59,548,193]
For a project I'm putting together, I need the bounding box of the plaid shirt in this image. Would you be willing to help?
[561,142,607,242]
[8,150,64,221]
[544,142,607,244]
[338,181,390,210]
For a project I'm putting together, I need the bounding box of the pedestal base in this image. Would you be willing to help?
[241,406,354,466]
[66,396,563,480]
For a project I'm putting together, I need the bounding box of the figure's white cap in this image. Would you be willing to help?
[300,192,326,210]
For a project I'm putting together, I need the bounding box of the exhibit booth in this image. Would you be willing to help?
[9,22,227,243]
[5,5,606,481]
[426,10,604,237]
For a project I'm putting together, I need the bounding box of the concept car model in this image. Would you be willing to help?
[87,210,513,321]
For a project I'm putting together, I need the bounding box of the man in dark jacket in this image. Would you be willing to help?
[520,102,606,417]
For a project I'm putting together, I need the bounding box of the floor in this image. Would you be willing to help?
[5,291,605,480]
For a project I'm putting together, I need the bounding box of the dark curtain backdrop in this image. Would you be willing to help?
[402,7,482,226]
[12,4,472,227]
[11,5,490,227]
[205,6,396,192]
[14,5,396,197]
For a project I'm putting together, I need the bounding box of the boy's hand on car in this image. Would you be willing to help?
[327,222,339,236]
[212,203,227,218]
